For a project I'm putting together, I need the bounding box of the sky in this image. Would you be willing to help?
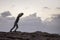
[0,0,60,34]
[0,12,60,34]
[0,0,60,20]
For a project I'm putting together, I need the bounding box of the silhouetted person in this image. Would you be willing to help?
[10,13,24,32]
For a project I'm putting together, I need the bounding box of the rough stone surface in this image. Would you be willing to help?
[0,31,60,40]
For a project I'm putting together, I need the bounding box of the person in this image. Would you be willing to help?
[10,13,24,32]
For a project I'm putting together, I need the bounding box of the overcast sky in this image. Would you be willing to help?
[0,0,60,20]
[0,0,60,34]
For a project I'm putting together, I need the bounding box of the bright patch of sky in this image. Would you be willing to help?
[0,0,60,20]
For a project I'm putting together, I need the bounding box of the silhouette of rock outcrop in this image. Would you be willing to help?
[0,31,60,40]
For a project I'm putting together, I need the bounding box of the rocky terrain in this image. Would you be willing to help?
[0,31,60,40]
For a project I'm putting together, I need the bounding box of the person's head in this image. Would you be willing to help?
[18,13,24,17]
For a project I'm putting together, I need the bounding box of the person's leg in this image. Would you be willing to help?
[10,24,16,32]
[14,24,18,32]
[10,13,24,32]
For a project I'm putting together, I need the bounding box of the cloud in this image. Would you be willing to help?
[0,12,60,35]
[43,7,50,9]
[1,11,11,17]
[52,14,60,19]
[45,14,60,34]
[56,7,60,9]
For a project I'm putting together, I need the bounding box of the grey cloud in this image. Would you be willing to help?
[43,7,50,9]
[1,11,11,17]
[0,11,15,32]
[45,14,60,34]
[0,12,60,35]
[56,7,60,9]
[52,14,60,19]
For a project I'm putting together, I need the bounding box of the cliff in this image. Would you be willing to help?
[0,31,60,40]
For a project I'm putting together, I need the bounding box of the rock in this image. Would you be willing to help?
[0,31,60,40]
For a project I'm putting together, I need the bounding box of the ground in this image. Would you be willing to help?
[0,31,60,40]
